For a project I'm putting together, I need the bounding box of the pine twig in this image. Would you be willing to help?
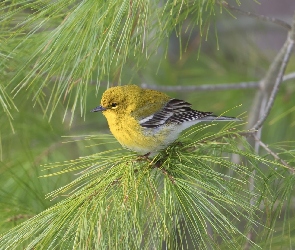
[6,214,33,222]
[252,134,294,174]
[140,72,295,92]
[253,13,295,130]
[220,1,291,30]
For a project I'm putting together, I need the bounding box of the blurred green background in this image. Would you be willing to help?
[0,0,295,248]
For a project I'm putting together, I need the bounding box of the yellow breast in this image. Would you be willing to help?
[102,111,171,155]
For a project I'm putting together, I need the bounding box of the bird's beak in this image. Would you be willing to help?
[91,105,107,112]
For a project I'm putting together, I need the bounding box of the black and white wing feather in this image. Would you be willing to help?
[139,99,213,128]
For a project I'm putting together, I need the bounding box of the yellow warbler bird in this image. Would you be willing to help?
[91,85,239,156]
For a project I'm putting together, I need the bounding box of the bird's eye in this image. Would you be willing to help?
[111,103,118,109]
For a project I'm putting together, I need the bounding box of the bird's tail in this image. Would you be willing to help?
[202,115,241,122]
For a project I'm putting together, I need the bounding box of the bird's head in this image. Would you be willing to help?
[91,85,141,115]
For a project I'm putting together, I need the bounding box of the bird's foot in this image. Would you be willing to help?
[135,152,151,163]
[152,159,175,184]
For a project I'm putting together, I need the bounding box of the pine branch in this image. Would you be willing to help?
[252,134,293,173]
[220,1,291,30]
[140,72,295,92]
[243,13,295,248]
[253,12,295,130]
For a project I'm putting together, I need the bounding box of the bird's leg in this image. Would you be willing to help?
[135,152,151,163]
[143,152,151,158]
[135,152,175,184]
[152,159,175,184]
[159,167,175,184]
[174,141,184,147]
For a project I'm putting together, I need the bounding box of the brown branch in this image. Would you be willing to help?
[252,134,294,174]
[6,214,33,222]
[140,72,295,92]
[220,1,291,31]
[34,141,62,165]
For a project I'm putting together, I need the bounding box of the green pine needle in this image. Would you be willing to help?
[0,125,290,249]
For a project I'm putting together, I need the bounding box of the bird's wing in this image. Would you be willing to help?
[139,99,212,128]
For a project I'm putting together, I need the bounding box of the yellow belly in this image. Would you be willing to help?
[105,114,174,155]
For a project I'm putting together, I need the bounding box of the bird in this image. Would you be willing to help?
[91,85,240,156]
